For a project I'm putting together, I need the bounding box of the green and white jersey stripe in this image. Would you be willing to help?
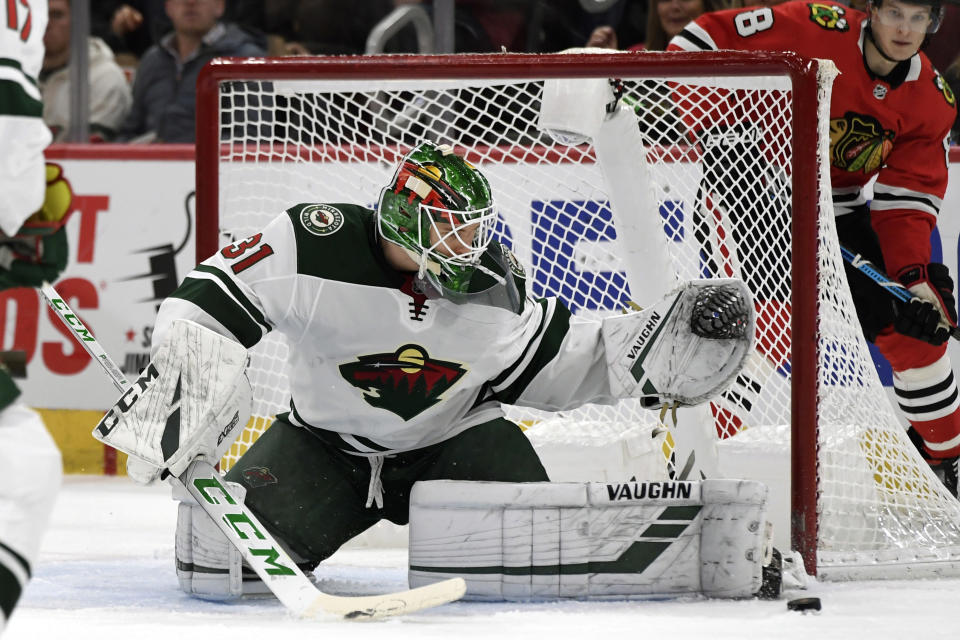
[0,58,41,117]
[0,0,51,236]
[155,204,616,454]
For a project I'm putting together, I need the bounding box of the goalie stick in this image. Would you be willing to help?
[39,282,466,620]
[838,247,960,342]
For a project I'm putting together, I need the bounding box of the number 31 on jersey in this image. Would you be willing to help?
[221,234,274,274]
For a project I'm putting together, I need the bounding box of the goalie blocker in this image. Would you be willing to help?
[92,319,252,482]
[408,478,775,600]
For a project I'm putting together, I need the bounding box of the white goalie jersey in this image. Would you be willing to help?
[154,203,620,455]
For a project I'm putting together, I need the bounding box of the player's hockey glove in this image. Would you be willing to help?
[894,263,958,346]
[18,163,75,237]
[0,164,73,289]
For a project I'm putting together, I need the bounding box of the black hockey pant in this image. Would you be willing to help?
[224,416,549,567]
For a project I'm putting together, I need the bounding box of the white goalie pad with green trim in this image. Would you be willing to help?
[602,278,755,407]
[92,319,251,478]
[408,478,770,600]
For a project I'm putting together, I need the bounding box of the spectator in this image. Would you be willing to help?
[644,0,718,50]
[586,0,717,51]
[93,0,268,59]
[117,0,265,143]
[40,0,133,142]
[92,1,170,60]
[280,0,395,55]
[580,2,639,49]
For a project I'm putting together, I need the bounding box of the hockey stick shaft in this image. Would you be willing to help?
[40,282,130,392]
[38,283,465,619]
[838,246,960,341]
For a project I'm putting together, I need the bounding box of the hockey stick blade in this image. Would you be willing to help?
[839,247,960,341]
[39,283,466,619]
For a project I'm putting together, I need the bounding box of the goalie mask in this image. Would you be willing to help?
[377,142,500,299]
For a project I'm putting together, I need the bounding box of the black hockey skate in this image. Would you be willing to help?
[908,426,959,498]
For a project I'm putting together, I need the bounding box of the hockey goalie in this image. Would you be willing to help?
[94,140,773,605]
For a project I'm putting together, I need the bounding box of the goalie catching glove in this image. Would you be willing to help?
[894,263,958,346]
[92,319,252,484]
[602,278,755,407]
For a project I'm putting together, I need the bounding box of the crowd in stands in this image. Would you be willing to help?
[39,0,960,145]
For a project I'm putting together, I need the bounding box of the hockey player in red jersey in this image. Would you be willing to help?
[669,0,960,492]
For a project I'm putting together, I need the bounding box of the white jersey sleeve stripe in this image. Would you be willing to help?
[0,60,40,100]
[669,24,718,52]
[872,182,942,216]
[489,297,554,395]
[832,186,869,216]
[168,272,268,348]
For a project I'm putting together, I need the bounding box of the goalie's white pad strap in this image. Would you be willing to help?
[408,478,769,600]
[92,319,251,478]
[602,279,754,406]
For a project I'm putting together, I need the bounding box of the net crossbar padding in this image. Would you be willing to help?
[195,52,960,579]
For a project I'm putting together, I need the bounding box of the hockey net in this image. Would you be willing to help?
[195,52,960,579]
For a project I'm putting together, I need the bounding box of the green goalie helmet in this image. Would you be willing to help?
[377,141,498,296]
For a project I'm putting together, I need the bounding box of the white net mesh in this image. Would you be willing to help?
[201,54,960,578]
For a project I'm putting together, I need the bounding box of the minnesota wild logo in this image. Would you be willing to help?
[504,246,525,279]
[934,72,956,107]
[339,345,467,420]
[807,3,849,31]
[300,204,344,236]
[829,111,894,174]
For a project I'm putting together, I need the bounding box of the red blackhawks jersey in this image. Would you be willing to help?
[669,1,957,275]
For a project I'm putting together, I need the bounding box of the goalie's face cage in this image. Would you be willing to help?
[377,142,496,293]
[420,202,497,272]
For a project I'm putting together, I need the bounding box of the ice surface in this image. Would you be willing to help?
[4,476,952,639]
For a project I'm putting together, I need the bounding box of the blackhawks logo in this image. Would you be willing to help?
[807,3,849,30]
[829,111,894,174]
[934,72,956,107]
[339,344,467,420]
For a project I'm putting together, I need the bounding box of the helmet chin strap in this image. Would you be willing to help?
[474,263,506,286]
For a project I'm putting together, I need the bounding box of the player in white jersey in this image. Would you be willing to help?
[142,142,754,599]
[0,0,75,633]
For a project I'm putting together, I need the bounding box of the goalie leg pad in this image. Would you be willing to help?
[174,481,246,600]
[408,478,770,600]
[173,480,314,600]
[602,279,755,406]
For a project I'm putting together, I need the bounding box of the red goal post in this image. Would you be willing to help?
[194,52,960,580]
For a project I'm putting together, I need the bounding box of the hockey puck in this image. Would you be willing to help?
[786,597,821,612]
